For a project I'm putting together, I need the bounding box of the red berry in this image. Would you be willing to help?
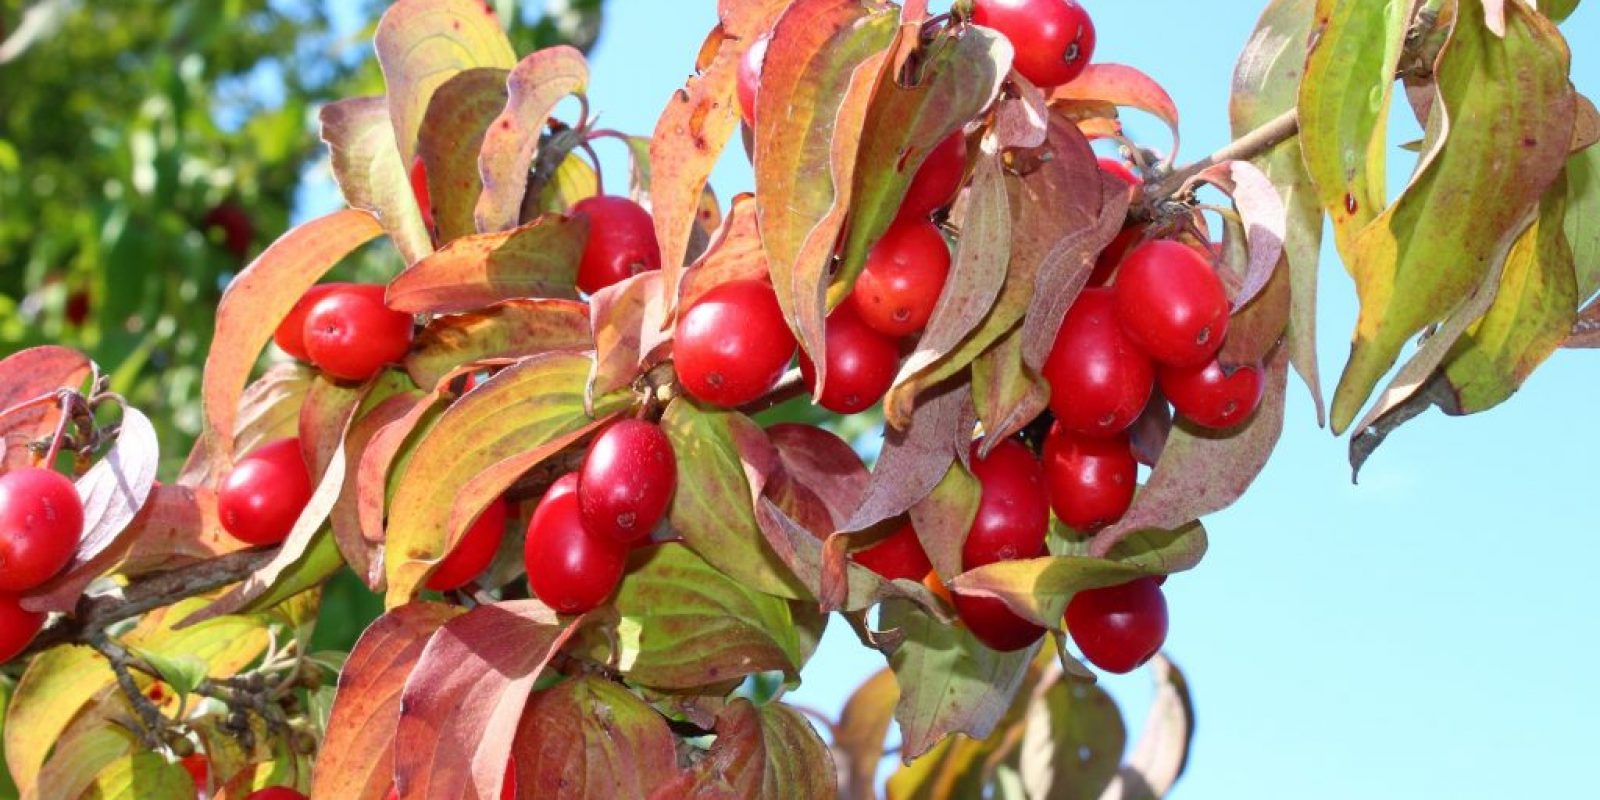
[218,438,313,547]
[1159,358,1266,429]
[0,592,45,663]
[203,203,255,260]
[953,592,1045,652]
[1088,226,1147,287]
[302,284,415,382]
[525,473,628,614]
[1066,576,1168,674]
[410,156,434,232]
[1114,240,1230,367]
[962,439,1049,570]
[674,279,797,407]
[502,760,517,800]
[180,755,210,792]
[798,303,901,414]
[242,789,308,800]
[1043,288,1154,437]
[425,498,511,591]
[848,219,951,338]
[1042,424,1136,531]
[1098,157,1139,189]
[737,34,771,125]
[852,523,932,583]
[65,290,91,327]
[0,467,84,592]
[572,196,662,295]
[971,0,1096,89]
[898,132,968,221]
[274,283,345,362]
[579,420,677,543]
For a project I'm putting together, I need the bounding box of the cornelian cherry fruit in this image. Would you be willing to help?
[1114,240,1230,367]
[1043,288,1154,437]
[1042,423,1136,531]
[218,438,313,547]
[425,498,511,591]
[737,34,771,125]
[1066,576,1168,674]
[853,523,932,583]
[954,591,1046,652]
[274,283,345,362]
[410,155,433,231]
[0,466,85,592]
[302,284,415,382]
[798,302,900,415]
[242,788,308,800]
[848,219,951,338]
[674,279,797,408]
[898,131,968,221]
[579,420,677,543]
[0,592,45,662]
[572,196,662,295]
[1160,358,1266,429]
[971,0,1097,89]
[525,473,628,614]
[962,439,1050,570]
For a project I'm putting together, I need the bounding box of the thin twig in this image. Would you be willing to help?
[89,632,168,749]
[1145,108,1300,200]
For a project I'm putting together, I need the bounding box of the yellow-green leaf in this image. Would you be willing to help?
[320,96,434,265]
[80,753,193,800]
[418,68,510,244]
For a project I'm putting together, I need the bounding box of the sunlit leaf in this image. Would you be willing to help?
[405,299,592,389]
[678,194,770,310]
[80,753,194,800]
[419,68,510,244]
[510,677,679,800]
[320,96,434,265]
[0,345,91,469]
[1050,63,1181,159]
[385,214,587,315]
[475,47,589,232]
[588,271,672,405]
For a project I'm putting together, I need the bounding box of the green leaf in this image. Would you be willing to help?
[509,677,679,800]
[1330,0,1576,432]
[1566,143,1600,303]
[385,214,587,315]
[404,298,592,389]
[81,753,194,800]
[320,96,434,265]
[1018,675,1126,800]
[580,543,810,690]
[35,725,135,800]
[419,68,511,244]
[475,46,589,232]
[907,458,981,583]
[133,650,207,699]
[1099,655,1195,800]
[1542,0,1582,22]
[970,324,1050,451]
[755,0,897,390]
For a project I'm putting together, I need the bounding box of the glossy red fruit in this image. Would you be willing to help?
[525,473,628,614]
[1114,240,1230,367]
[502,760,517,800]
[0,592,45,662]
[180,754,210,793]
[972,0,1096,89]
[202,202,255,259]
[273,283,344,362]
[579,420,677,543]
[962,439,1049,570]
[1159,358,1266,429]
[1098,157,1139,189]
[674,279,797,407]
[425,498,511,591]
[853,523,932,583]
[242,789,308,800]
[572,196,662,295]
[410,155,434,231]
[953,592,1045,652]
[302,284,415,381]
[1088,226,1146,287]
[898,132,968,221]
[848,219,951,338]
[737,34,771,125]
[1066,576,1168,674]
[798,303,901,414]
[0,467,85,592]
[1042,424,1136,531]
[218,438,312,547]
[1043,288,1154,437]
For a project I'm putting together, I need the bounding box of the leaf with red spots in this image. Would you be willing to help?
[475,46,590,233]
[405,298,592,389]
[386,214,587,315]
[418,68,510,244]
[509,677,679,800]
[587,271,672,407]
[0,346,92,469]
[320,96,434,265]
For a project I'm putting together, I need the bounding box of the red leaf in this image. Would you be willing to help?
[841,381,972,535]
[333,393,424,584]
[0,346,92,469]
[1051,63,1182,161]
[405,299,592,390]
[475,47,590,233]
[677,193,770,311]
[510,676,680,800]
[386,215,587,315]
[687,699,839,800]
[587,272,672,407]
[767,423,868,528]
[1187,160,1287,313]
[1016,172,1128,375]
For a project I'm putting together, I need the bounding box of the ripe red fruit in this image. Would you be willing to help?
[798,303,901,414]
[852,523,932,583]
[1042,424,1136,531]
[579,420,677,543]
[971,0,1096,89]
[962,439,1049,569]
[525,473,628,614]
[180,754,210,792]
[898,132,968,221]
[572,196,662,295]
[674,279,797,407]
[737,34,771,125]
[1114,240,1231,367]
[1160,358,1266,429]
[218,438,313,547]
[425,498,511,591]
[302,284,415,382]
[410,156,434,231]
[1043,288,1154,437]
[1066,576,1169,674]
[953,593,1045,652]
[1098,157,1139,189]
[274,283,344,362]
[65,290,91,327]
[0,592,45,662]
[1088,226,1146,287]
[848,219,951,338]
[0,467,85,592]
[242,789,308,800]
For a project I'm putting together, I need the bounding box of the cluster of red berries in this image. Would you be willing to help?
[0,466,87,662]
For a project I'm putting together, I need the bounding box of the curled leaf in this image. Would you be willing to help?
[475,46,590,233]
[321,96,434,265]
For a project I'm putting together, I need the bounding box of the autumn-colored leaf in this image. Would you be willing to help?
[320,96,434,265]
[1018,672,1126,800]
[687,699,839,800]
[835,669,900,800]
[181,363,313,488]
[907,456,980,582]
[1098,655,1194,800]
[1186,160,1286,314]
[385,214,587,314]
[418,67,509,244]
[330,393,421,582]
[79,753,195,800]
[475,46,590,233]
[970,325,1050,452]
[843,381,972,535]
[0,345,91,469]
[1050,63,1181,159]
[587,271,672,406]
[510,677,679,800]
[678,193,770,310]
[405,298,592,389]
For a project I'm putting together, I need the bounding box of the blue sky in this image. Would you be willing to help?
[302,1,1600,796]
